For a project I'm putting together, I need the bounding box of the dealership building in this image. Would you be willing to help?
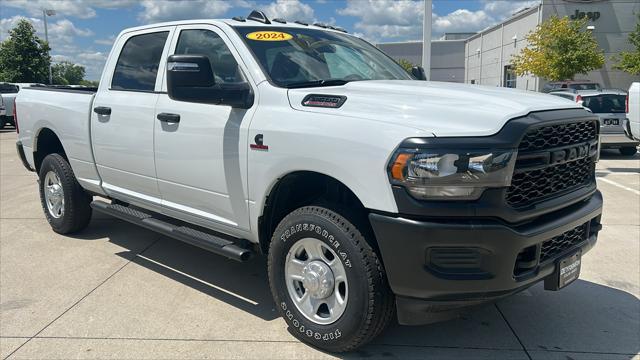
[378,0,640,91]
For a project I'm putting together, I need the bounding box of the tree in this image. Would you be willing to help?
[397,59,415,73]
[511,16,604,81]
[52,61,86,85]
[613,13,640,75]
[79,79,99,87]
[0,19,51,83]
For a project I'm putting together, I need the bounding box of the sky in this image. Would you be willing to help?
[0,0,539,80]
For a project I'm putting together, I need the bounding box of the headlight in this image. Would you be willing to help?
[388,148,517,200]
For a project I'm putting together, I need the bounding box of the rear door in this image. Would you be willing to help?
[153,24,256,233]
[92,27,174,207]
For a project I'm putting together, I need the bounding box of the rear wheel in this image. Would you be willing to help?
[38,153,92,234]
[267,206,394,352]
[619,146,638,156]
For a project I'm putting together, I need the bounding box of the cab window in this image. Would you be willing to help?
[111,31,169,91]
[174,29,244,83]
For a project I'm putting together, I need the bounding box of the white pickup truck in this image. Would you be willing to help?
[15,11,603,352]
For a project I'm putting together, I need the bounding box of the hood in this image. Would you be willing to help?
[287,80,583,137]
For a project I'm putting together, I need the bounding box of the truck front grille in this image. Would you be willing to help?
[518,121,598,152]
[506,157,594,207]
[506,120,598,208]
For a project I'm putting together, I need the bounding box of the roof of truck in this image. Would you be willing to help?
[119,18,349,36]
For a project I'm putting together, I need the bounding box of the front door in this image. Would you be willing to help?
[153,25,255,233]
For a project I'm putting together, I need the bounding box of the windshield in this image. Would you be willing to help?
[582,94,626,113]
[0,84,18,93]
[234,26,412,88]
[569,83,600,91]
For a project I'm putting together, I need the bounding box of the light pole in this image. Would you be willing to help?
[42,9,56,84]
[422,0,432,80]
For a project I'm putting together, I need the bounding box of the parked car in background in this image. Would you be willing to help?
[549,89,638,156]
[542,80,601,93]
[626,82,640,141]
[0,83,19,129]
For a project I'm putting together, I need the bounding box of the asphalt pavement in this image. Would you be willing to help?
[1,128,638,359]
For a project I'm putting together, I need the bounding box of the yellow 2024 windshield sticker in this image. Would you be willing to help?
[246,31,293,41]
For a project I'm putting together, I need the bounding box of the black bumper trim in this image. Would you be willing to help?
[16,141,34,172]
[370,191,602,324]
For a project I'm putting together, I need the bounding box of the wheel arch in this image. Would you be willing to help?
[33,127,67,172]
[257,171,377,255]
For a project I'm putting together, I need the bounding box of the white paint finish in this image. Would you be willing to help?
[154,24,255,231]
[246,82,428,238]
[628,83,640,141]
[287,80,582,137]
[91,90,161,199]
[15,89,100,185]
[91,25,176,203]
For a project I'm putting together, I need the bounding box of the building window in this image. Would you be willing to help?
[504,65,517,88]
[470,79,476,84]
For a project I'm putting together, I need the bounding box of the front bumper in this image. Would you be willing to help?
[369,191,603,325]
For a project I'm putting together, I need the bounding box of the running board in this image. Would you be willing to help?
[90,201,253,262]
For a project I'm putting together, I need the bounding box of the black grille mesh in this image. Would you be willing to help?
[519,121,598,152]
[507,120,598,208]
[506,157,594,207]
[540,223,588,263]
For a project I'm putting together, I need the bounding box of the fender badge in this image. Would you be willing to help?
[250,134,269,151]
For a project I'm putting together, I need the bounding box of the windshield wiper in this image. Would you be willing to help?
[285,79,351,89]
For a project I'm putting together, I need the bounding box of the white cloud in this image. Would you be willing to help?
[0,16,93,44]
[338,0,539,42]
[0,16,104,80]
[261,0,315,23]
[94,35,116,46]
[137,0,251,23]
[338,0,423,40]
[2,0,138,19]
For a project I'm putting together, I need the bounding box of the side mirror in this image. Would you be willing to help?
[167,54,254,109]
[411,66,427,81]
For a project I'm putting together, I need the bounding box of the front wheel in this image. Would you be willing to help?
[619,146,638,156]
[267,206,394,352]
[38,153,92,234]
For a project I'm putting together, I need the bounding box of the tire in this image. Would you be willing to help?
[619,146,637,156]
[268,206,394,352]
[38,153,92,234]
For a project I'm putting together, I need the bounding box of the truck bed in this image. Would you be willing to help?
[17,87,101,193]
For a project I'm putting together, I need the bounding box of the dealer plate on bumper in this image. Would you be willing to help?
[545,251,581,291]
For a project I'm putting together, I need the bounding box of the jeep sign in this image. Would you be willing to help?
[570,9,601,21]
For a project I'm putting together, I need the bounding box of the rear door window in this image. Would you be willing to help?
[0,84,19,93]
[111,32,169,91]
[582,95,626,113]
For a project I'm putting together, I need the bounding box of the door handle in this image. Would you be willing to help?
[157,113,180,123]
[93,106,111,115]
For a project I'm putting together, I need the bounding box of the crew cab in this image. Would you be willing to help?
[15,11,603,352]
